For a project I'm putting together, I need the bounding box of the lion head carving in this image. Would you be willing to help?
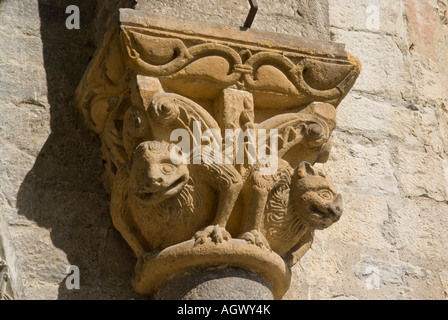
[291,162,343,230]
[129,141,190,205]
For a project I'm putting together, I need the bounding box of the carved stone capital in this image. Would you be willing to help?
[75,9,360,299]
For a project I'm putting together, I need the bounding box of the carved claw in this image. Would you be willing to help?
[194,225,231,245]
[240,230,271,250]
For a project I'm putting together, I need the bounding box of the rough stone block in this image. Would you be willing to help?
[320,192,391,250]
[327,133,400,196]
[134,0,330,40]
[336,93,393,137]
[330,28,413,100]
[329,0,408,37]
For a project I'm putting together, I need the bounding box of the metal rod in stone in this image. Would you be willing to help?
[243,0,258,28]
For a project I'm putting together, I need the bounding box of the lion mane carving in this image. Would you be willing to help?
[111,140,243,257]
[260,161,343,266]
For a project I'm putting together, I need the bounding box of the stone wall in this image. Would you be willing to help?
[0,0,447,300]
[285,0,448,299]
[0,0,141,299]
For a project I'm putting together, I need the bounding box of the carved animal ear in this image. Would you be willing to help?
[123,106,151,158]
[297,161,326,179]
[127,141,145,170]
[167,143,189,165]
[297,161,314,178]
[127,141,156,168]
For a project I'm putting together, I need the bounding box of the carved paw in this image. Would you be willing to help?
[240,230,271,250]
[194,225,231,245]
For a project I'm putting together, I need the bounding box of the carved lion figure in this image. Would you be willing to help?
[111,140,243,258]
[241,161,343,265]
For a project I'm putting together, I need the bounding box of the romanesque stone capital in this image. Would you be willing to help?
[75,8,360,299]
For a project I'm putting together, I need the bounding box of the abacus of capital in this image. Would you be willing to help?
[75,8,361,300]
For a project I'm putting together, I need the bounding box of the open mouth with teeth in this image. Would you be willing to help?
[136,175,189,203]
[308,205,335,227]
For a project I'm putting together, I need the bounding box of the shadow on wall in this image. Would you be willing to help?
[16,0,141,299]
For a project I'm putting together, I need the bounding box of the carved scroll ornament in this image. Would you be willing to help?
[75,9,360,299]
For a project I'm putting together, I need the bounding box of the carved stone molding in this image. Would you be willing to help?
[75,9,360,299]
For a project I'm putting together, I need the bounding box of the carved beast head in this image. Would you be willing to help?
[129,141,189,205]
[291,162,343,230]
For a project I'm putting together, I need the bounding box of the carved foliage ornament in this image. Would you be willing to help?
[75,9,360,299]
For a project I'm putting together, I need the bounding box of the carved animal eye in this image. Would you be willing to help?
[160,163,175,175]
[318,190,333,201]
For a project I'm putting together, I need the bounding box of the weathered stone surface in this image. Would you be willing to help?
[285,235,446,300]
[154,267,273,300]
[0,0,142,299]
[134,0,330,40]
[0,205,17,300]
[440,270,448,298]
[336,94,393,137]
[330,28,414,100]
[320,192,391,249]
[330,0,408,37]
[282,0,448,300]
[75,8,359,299]
[0,0,447,301]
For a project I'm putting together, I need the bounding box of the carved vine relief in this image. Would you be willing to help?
[75,10,360,299]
